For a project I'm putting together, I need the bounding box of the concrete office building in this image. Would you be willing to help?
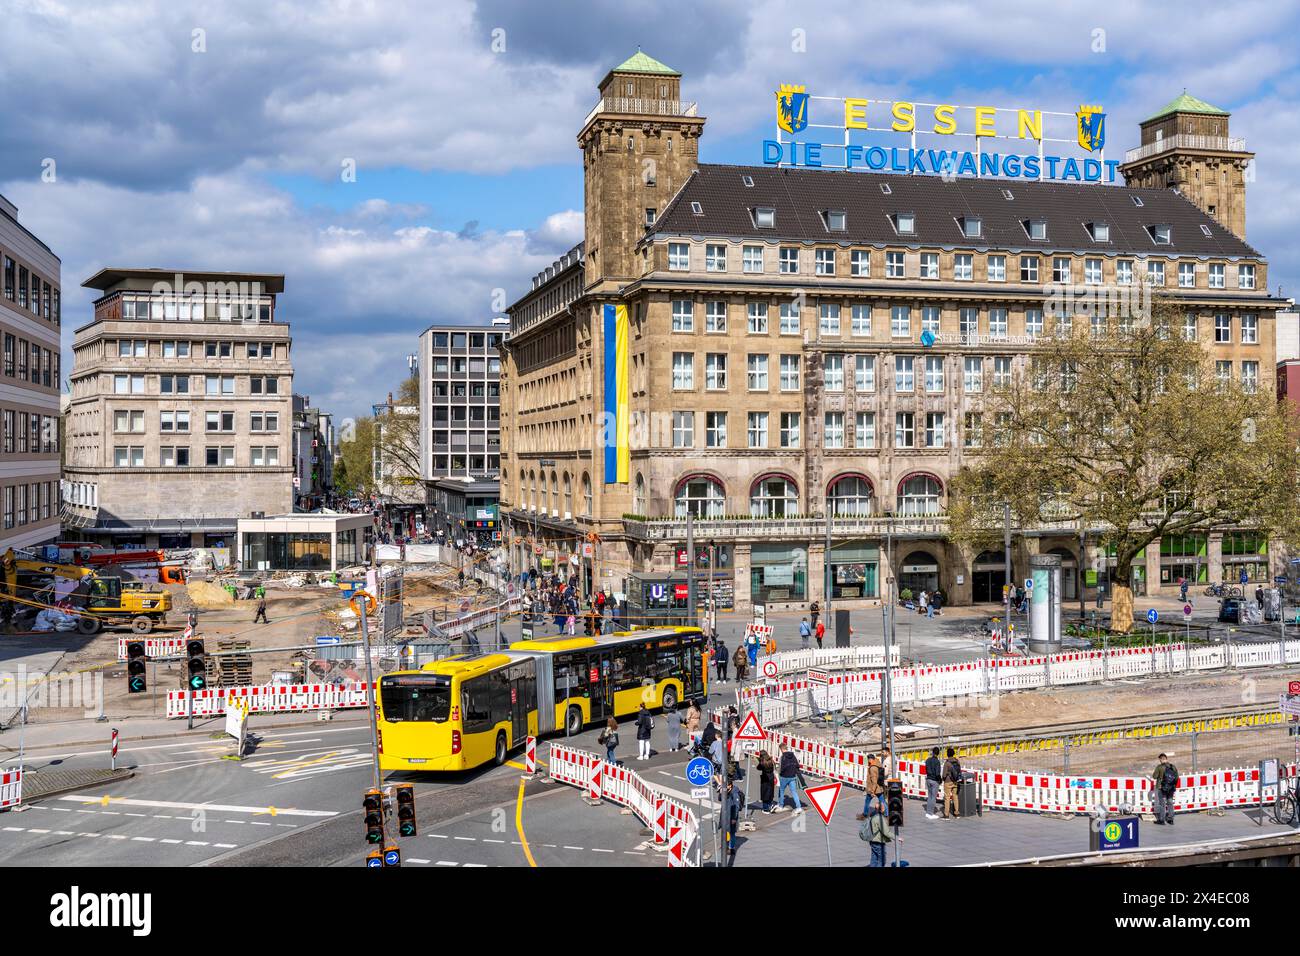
[0,193,62,551]
[417,321,505,483]
[499,54,1287,611]
[63,269,293,549]
[292,394,335,511]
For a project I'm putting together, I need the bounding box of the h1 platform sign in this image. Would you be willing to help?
[1090,816,1139,852]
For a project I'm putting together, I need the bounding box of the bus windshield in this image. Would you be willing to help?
[380,674,452,722]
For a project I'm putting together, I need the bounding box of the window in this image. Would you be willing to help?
[1089,222,1110,242]
[751,476,798,517]
[779,354,800,391]
[675,476,724,518]
[954,254,973,281]
[250,411,279,432]
[1025,308,1043,339]
[1020,256,1039,282]
[668,242,689,270]
[963,412,983,448]
[1182,313,1198,342]
[778,247,798,274]
[251,446,280,467]
[163,340,190,358]
[850,412,874,450]
[779,412,800,448]
[1084,259,1103,285]
[824,412,845,448]
[819,303,841,336]
[742,245,763,273]
[894,355,914,392]
[988,308,1008,340]
[917,252,938,279]
[671,299,693,332]
[205,446,236,467]
[753,207,776,228]
[825,354,844,391]
[815,249,835,276]
[1238,264,1256,289]
[672,411,694,448]
[1215,360,1232,385]
[963,356,983,392]
[205,375,234,396]
[118,339,147,358]
[747,412,769,448]
[2,334,11,376]
[1026,220,1047,241]
[886,251,905,278]
[779,301,800,335]
[993,356,1012,388]
[961,217,981,238]
[1117,260,1134,285]
[857,356,878,392]
[705,353,727,390]
[898,475,942,515]
[1241,314,1258,344]
[830,475,874,514]
[895,212,915,235]
[113,446,145,468]
[1052,257,1071,284]
[161,446,191,467]
[825,210,846,232]
[161,374,189,394]
[705,244,727,272]
[1147,260,1165,285]
[1208,263,1225,289]
[2,258,12,301]
[851,305,872,337]
[987,255,1006,282]
[1178,262,1196,288]
[747,302,768,334]
[1214,314,1231,343]
[671,352,693,390]
[851,249,870,277]
[924,355,944,392]
[1242,360,1259,393]
[205,410,235,432]
[705,301,727,333]
[644,208,656,227]
[894,412,915,448]
[247,341,272,359]
[160,410,190,432]
[705,411,727,448]
[925,412,945,448]
[959,307,979,343]
[113,409,145,433]
[1150,224,1172,244]
[250,376,279,394]
[890,305,910,338]
[747,354,769,390]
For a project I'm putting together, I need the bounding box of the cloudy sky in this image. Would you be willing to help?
[3,0,1298,420]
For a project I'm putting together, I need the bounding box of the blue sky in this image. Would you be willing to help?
[2,0,1298,420]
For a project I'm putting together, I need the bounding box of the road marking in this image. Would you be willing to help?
[515,779,537,868]
[214,843,237,848]
[464,863,487,867]
[28,828,49,834]
[131,836,155,842]
[185,841,209,846]
[436,860,458,866]
[160,839,182,844]
[59,796,337,818]
[591,848,614,853]
[483,838,504,844]
[429,833,448,839]
[408,857,431,864]
[623,851,645,855]
[563,845,583,850]
[453,836,475,841]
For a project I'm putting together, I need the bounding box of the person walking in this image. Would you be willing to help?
[866,753,884,803]
[253,595,269,624]
[857,794,894,867]
[1179,577,1189,603]
[775,744,805,813]
[942,747,963,820]
[924,746,943,820]
[685,700,702,749]
[664,702,683,752]
[598,717,619,764]
[565,612,576,636]
[746,630,759,669]
[757,750,776,813]
[1152,752,1178,825]
[798,617,811,650]
[918,589,929,618]
[814,617,826,649]
[715,639,729,683]
[635,703,654,761]
[809,601,820,631]
[732,643,748,683]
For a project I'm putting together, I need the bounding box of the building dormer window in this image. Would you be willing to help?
[893,212,915,235]
[960,216,982,239]
[879,183,892,195]
[1131,195,1144,207]
[1025,219,1047,241]
[1088,222,1110,242]
[753,206,776,228]
[1149,224,1172,244]
[1002,189,1014,200]
[824,210,847,232]
[691,201,705,216]
[1200,224,1213,237]
[742,175,754,187]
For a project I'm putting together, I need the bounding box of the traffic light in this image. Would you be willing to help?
[395,783,416,837]
[886,779,904,829]
[363,789,385,845]
[126,640,147,694]
[186,639,207,692]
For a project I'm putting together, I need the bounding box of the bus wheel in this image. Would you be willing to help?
[131,615,153,635]
[494,732,508,766]
[77,616,101,636]
[565,706,583,735]
[661,686,678,712]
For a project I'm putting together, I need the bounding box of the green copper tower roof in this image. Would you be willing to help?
[1143,92,1228,123]
[612,50,679,75]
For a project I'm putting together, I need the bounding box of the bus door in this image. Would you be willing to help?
[508,663,532,743]
[687,640,705,697]
[591,649,615,720]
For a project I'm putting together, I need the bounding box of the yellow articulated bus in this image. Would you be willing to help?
[376,626,707,773]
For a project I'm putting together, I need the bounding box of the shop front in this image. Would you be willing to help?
[897,550,940,598]
[749,543,807,604]
[970,550,1006,603]
[827,541,878,600]
[1221,532,1269,584]
[1159,534,1206,589]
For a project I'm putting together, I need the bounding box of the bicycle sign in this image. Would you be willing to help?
[686,757,714,788]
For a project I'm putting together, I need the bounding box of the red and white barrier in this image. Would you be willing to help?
[165,681,375,718]
[524,736,537,775]
[117,636,187,661]
[0,767,21,809]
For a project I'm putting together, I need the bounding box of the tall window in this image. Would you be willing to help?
[1240,314,1258,344]
[778,247,798,274]
[829,475,874,515]
[747,302,767,334]
[1208,263,1225,288]
[582,473,592,515]
[851,250,870,277]
[750,477,798,517]
[886,251,905,278]
[672,411,694,448]
[705,411,727,447]
[705,244,727,272]
[824,412,844,448]
[890,305,910,338]
[959,308,978,343]
[779,412,800,448]
[954,254,973,281]
[963,356,983,392]
[1025,308,1043,340]
[671,352,693,389]
[851,305,871,336]
[924,355,944,392]
[1214,314,1231,343]
[747,412,769,448]
[815,249,835,276]
[854,355,875,392]
[987,255,1006,282]
[705,353,727,389]
[924,412,945,448]
[779,301,800,335]
[988,308,1008,340]
[668,242,689,270]
[819,304,841,336]
[824,354,844,391]
[742,245,764,273]
[671,299,693,332]
[854,412,875,449]
[779,354,800,391]
[705,301,727,333]
[894,355,914,392]
[993,356,1012,388]
[898,475,942,515]
[894,412,914,448]
[675,476,724,518]
[747,354,769,390]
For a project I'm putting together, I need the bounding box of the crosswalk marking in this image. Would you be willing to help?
[60,795,336,818]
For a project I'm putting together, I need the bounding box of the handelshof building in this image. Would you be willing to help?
[417,321,505,485]
[63,268,293,549]
[500,55,1286,611]
[292,394,335,510]
[0,193,62,550]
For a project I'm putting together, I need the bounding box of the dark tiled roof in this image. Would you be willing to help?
[651,164,1260,259]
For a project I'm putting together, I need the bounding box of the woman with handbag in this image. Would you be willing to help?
[598,717,619,764]
[757,750,776,813]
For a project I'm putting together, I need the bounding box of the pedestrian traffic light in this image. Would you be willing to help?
[363,788,385,845]
[126,640,147,694]
[887,779,904,829]
[395,783,416,837]
[186,639,207,691]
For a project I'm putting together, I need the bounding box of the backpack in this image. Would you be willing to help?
[1160,764,1178,794]
[945,758,962,783]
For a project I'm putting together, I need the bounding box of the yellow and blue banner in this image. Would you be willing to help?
[603,303,630,484]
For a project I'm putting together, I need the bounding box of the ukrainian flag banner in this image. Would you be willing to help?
[602,303,630,484]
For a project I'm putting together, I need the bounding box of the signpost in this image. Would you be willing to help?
[761,660,778,680]
[1090,815,1140,852]
[685,755,715,860]
[804,781,842,867]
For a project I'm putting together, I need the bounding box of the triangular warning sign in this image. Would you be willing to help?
[734,711,765,741]
[804,782,842,825]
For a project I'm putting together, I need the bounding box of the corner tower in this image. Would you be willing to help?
[577,51,706,290]
[1119,92,1254,240]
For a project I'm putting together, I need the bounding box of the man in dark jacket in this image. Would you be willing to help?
[924,746,943,820]
[1152,753,1177,825]
[253,595,269,624]
[775,744,804,813]
[715,639,729,683]
[635,703,654,761]
[942,747,962,819]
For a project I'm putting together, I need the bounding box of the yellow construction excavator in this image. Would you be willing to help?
[1,549,173,635]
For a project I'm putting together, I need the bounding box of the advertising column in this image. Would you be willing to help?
[1029,553,1062,652]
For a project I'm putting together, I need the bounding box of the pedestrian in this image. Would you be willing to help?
[765,632,777,657]
[931,589,944,614]
[565,612,576,635]
[598,717,619,764]
[732,643,748,682]
[775,743,805,813]
[635,703,654,761]
[924,746,943,820]
[881,744,894,780]
[715,639,729,683]
[1255,585,1265,609]
[857,794,894,867]
[1152,752,1178,825]
[866,753,884,802]
[253,595,269,624]
[809,600,820,631]
[685,700,702,749]
[723,778,743,866]
[942,747,963,820]
[918,589,929,617]
[746,630,759,668]
[814,617,825,649]
[799,617,811,650]
[757,749,776,813]
[457,568,465,589]
[1179,577,1189,603]
[664,701,682,752]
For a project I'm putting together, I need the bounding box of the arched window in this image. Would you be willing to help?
[563,473,573,519]
[550,470,558,515]
[633,472,646,516]
[528,469,537,511]
[519,468,526,509]
[750,474,798,518]
[674,475,725,518]
[828,474,875,516]
[897,474,943,516]
[582,472,592,516]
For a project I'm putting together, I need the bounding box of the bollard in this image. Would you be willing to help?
[524,736,536,776]
[110,727,119,771]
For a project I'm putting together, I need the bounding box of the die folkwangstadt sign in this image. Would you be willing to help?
[766,86,1120,183]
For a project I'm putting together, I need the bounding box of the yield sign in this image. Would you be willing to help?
[804,782,842,825]
[734,711,765,741]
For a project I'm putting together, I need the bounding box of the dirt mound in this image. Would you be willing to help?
[187,580,235,608]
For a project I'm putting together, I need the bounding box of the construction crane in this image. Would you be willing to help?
[1,548,173,635]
